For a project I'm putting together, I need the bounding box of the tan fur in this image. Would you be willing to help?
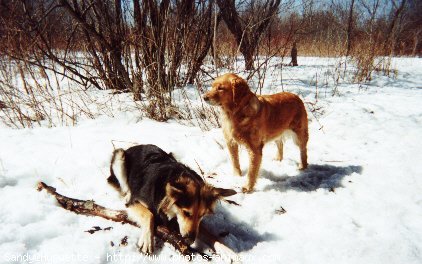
[127,201,154,254]
[203,73,309,192]
[109,148,131,203]
[157,174,231,244]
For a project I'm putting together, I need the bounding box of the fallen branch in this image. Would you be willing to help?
[36,181,196,256]
[37,181,241,262]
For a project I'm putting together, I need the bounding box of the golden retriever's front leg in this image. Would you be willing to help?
[275,139,283,161]
[243,144,263,193]
[224,131,242,176]
[127,201,154,254]
[227,140,242,176]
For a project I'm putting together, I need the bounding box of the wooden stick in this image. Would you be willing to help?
[36,182,195,256]
[37,182,240,262]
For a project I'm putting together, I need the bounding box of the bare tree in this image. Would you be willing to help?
[185,0,219,84]
[383,0,406,54]
[216,0,281,70]
[58,0,133,91]
[290,41,298,66]
[132,0,216,120]
[401,0,422,55]
[0,0,217,122]
[346,0,356,56]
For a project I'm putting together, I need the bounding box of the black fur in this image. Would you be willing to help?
[107,174,120,190]
[116,144,204,223]
[107,149,122,189]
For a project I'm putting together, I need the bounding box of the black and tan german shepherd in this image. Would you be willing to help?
[108,144,236,254]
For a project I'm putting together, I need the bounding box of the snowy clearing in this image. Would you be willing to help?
[0,57,421,264]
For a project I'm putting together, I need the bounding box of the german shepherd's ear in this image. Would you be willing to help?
[202,185,236,204]
[201,185,236,213]
[212,187,237,198]
[167,181,185,200]
[231,76,249,105]
[159,182,184,213]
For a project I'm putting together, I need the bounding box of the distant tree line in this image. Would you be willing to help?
[0,0,420,118]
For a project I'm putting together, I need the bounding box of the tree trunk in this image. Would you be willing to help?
[216,0,281,71]
[383,0,406,55]
[412,29,421,56]
[290,42,298,66]
[58,0,133,91]
[242,47,255,71]
[346,0,355,56]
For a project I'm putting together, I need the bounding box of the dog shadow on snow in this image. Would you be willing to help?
[262,164,363,192]
[200,206,278,253]
[197,164,362,253]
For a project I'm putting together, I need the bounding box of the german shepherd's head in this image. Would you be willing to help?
[158,173,236,244]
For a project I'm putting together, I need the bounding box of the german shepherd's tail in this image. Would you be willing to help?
[108,149,130,199]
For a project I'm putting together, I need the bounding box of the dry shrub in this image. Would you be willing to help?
[351,42,396,83]
[171,77,221,131]
[352,42,378,82]
[0,58,119,128]
[140,98,179,122]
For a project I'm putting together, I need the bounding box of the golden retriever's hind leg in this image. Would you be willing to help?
[227,140,242,176]
[275,139,283,161]
[127,201,154,254]
[293,129,308,170]
[300,139,308,169]
[298,144,308,170]
[243,145,263,193]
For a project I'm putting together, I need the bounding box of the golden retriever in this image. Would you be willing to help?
[203,73,308,192]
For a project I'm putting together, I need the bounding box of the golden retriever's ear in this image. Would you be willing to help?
[243,96,261,117]
[231,77,249,105]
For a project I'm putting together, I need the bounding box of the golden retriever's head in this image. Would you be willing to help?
[159,174,236,244]
[203,73,251,109]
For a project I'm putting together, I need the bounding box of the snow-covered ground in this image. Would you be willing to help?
[0,57,421,264]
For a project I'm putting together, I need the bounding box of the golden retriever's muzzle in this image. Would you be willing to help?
[203,93,219,105]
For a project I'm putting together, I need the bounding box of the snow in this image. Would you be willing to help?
[1,57,422,263]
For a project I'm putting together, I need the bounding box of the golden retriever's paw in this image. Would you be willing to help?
[298,163,308,170]
[233,168,242,176]
[137,231,154,255]
[241,186,254,193]
[273,156,283,162]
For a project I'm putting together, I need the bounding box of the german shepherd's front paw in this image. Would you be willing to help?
[137,231,154,255]
[123,192,131,204]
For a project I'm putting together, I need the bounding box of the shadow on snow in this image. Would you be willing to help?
[262,164,362,192]
[199,164,362,253]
